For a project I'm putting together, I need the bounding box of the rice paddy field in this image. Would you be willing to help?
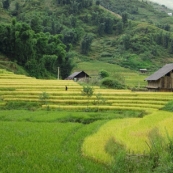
[1,69,173,172]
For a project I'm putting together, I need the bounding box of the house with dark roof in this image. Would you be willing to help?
[145,63,173,91]
[65,71,90,81]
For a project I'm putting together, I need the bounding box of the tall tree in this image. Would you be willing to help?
[122,12,128,25]
[81,34,93,54]
[30,16,42,33]
[162,33,170,49]
[104,17,114,34]
[116,21,123,35]
[169,39,173,54]
[122,34,131,50]
[2,0,10,9]
[98,22,105,36]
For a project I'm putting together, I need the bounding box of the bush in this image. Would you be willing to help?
[81,85,94,98]
[39,92,49,105]
[101,52,112,57]
[101,77,125,89]
[99,69,109,78]
[162,100,173,112]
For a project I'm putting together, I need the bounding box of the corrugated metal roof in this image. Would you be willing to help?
[145,63,173,81]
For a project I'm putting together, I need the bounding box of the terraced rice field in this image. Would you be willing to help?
[1,69,173,167]
[82,110,173,164]
[0,69,171,111]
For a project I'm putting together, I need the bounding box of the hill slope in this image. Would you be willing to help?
[0,0,173,80]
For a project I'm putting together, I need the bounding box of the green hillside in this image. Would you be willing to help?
[0,0,173,83]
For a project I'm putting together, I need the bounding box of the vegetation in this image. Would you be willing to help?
[1,0,173,172]
[101,77,125,89]
[162,100,173,111]
[75,61,147,88]
[0,0,173,79]
[0,109,146,173]
[0,70,173,172]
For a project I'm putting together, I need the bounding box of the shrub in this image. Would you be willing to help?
[101,52,112,57]
[101,77,125,89]
[39,92,49,105]
[161,100,173,112]
[99,69,109,78]
[81,85,94,98]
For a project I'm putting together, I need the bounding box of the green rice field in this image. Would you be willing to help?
[1,69,173,172]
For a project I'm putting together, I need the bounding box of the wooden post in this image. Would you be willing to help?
[57,67,60,80]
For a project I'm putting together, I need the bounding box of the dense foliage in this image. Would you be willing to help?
[101,77,125,89]
[1,0,173,77]
[0,19,74,78]
[99,0,171,24]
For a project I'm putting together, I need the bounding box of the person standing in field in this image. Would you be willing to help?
[65,86,68,91]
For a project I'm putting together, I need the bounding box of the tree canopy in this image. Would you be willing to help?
[0,19,73,78]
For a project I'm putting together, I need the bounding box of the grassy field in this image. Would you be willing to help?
[74,61,148,88]
[0,110,113,173]
[1,69,173,172]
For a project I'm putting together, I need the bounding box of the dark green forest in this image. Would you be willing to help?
[0,0,173,78]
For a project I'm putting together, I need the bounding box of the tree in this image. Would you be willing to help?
[122,34,131,50]
[96,0,100,6]
[81,34,93,54]
[69,0,79,14]
[3,0,10,9]
[0,19,70,79]
[60,54,75,79]
[116,21,123,35]
[61,28,79,44]
[104,17,114,34]
[155,32,163,45]
[162,33,170,49]
[69,15,77,27]
[169,39,173,54]
[30,16,42,33]
[98,22,105,36]
[164,24,171,31]
[122,12,128,25]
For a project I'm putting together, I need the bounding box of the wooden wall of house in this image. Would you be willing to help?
[159,71,173,89]
[147,80,160,88]
[161,74,173,89]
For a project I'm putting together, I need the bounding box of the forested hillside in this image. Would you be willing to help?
[0,0,173,78]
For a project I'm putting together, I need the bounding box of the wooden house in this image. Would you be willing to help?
[145,63,173,91]
[65,71,90,81]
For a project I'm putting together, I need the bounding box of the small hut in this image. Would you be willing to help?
[65,71,90,81]
[145,63,173,91]
[140,69,147,73]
